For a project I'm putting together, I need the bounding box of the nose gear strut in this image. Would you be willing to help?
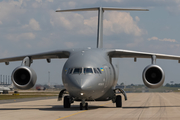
[80,99,88,110]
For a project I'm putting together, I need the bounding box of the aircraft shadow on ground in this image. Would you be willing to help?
[40,105,115,111]
[1,105,179,111]
[0,105,115,111]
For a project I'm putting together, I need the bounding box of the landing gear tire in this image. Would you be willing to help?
[85,103,88,110]
[80,102,88,110]
[80,103,83,110]
[116,95,122,107]
[64,96,71,108]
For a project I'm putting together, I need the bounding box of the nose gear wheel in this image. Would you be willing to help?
[80,99,88,110]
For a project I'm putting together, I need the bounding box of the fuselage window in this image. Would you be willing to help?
[84,68,93,74]
[93,68,99,74]
[97,68,102,74]
[73,68,82,74]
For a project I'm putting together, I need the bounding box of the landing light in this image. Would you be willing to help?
[80,93,84,95]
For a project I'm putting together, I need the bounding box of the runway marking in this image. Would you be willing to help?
[56,102,111,120]
[56,110,87,120]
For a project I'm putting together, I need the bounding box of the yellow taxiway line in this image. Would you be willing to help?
[56,102,111,120]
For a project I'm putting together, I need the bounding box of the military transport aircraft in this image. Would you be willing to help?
[0,7,180,110]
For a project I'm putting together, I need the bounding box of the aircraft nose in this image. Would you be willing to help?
[73,79,92,91]
[67,75,104,99]
[72,80,95,98]
[69,76,98,95]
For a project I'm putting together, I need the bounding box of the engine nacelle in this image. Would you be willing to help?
[142,64,165,89]
[11,66,37,90]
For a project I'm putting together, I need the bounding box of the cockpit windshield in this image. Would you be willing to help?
[73,68,82,74]
[84,68,93,74]
[68,67,102,74]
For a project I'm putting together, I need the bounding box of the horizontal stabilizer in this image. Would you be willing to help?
[56,7,149,12]
[103,7,149,11]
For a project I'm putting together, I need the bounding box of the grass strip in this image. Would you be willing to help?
[0,95,56,100]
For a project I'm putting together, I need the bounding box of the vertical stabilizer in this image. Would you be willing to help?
[56,7,148,48]
[97,7,103,48]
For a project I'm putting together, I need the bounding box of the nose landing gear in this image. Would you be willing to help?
[80,99,88,110]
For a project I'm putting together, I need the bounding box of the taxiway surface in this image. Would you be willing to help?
[1,93,180,120]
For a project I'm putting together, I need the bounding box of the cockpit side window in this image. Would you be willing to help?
[73,68,82,74]
[97,68,102,74]
[84,68,93,74]
[69,68,74,74]
[93,68,99,74]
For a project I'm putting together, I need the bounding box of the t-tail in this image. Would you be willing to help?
[56,7,148,48]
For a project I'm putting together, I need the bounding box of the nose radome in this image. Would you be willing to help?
[80,83,91,90]
[73,80,91,91]
[67,76,104,100]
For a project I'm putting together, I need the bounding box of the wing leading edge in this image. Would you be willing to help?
[0,50,70,63]
[108,49,180,62]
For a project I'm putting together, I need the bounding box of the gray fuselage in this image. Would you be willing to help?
[62,48,118,101]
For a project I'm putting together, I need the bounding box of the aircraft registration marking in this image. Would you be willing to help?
[98,83,104,86]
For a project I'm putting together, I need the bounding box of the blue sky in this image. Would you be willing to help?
[0,0,180,85]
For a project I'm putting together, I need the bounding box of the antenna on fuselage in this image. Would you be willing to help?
[56,7,148,48]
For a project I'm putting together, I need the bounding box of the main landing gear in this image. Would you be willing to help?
[64,96,71,108]
[115,95,122,107]
[113,88,127,108]
[58,89,72,108]
[80,99,88,110]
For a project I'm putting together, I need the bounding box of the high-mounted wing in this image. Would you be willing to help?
[0,49,71,90]
[108,49,180,62]
[107,49,180,89]
[0,50,70,64]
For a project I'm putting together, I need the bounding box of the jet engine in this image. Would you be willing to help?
[11,66,37,90]
[142,64,165,89]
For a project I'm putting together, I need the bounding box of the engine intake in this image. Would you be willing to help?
[142,65,165,89]
[12,66,37,90]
